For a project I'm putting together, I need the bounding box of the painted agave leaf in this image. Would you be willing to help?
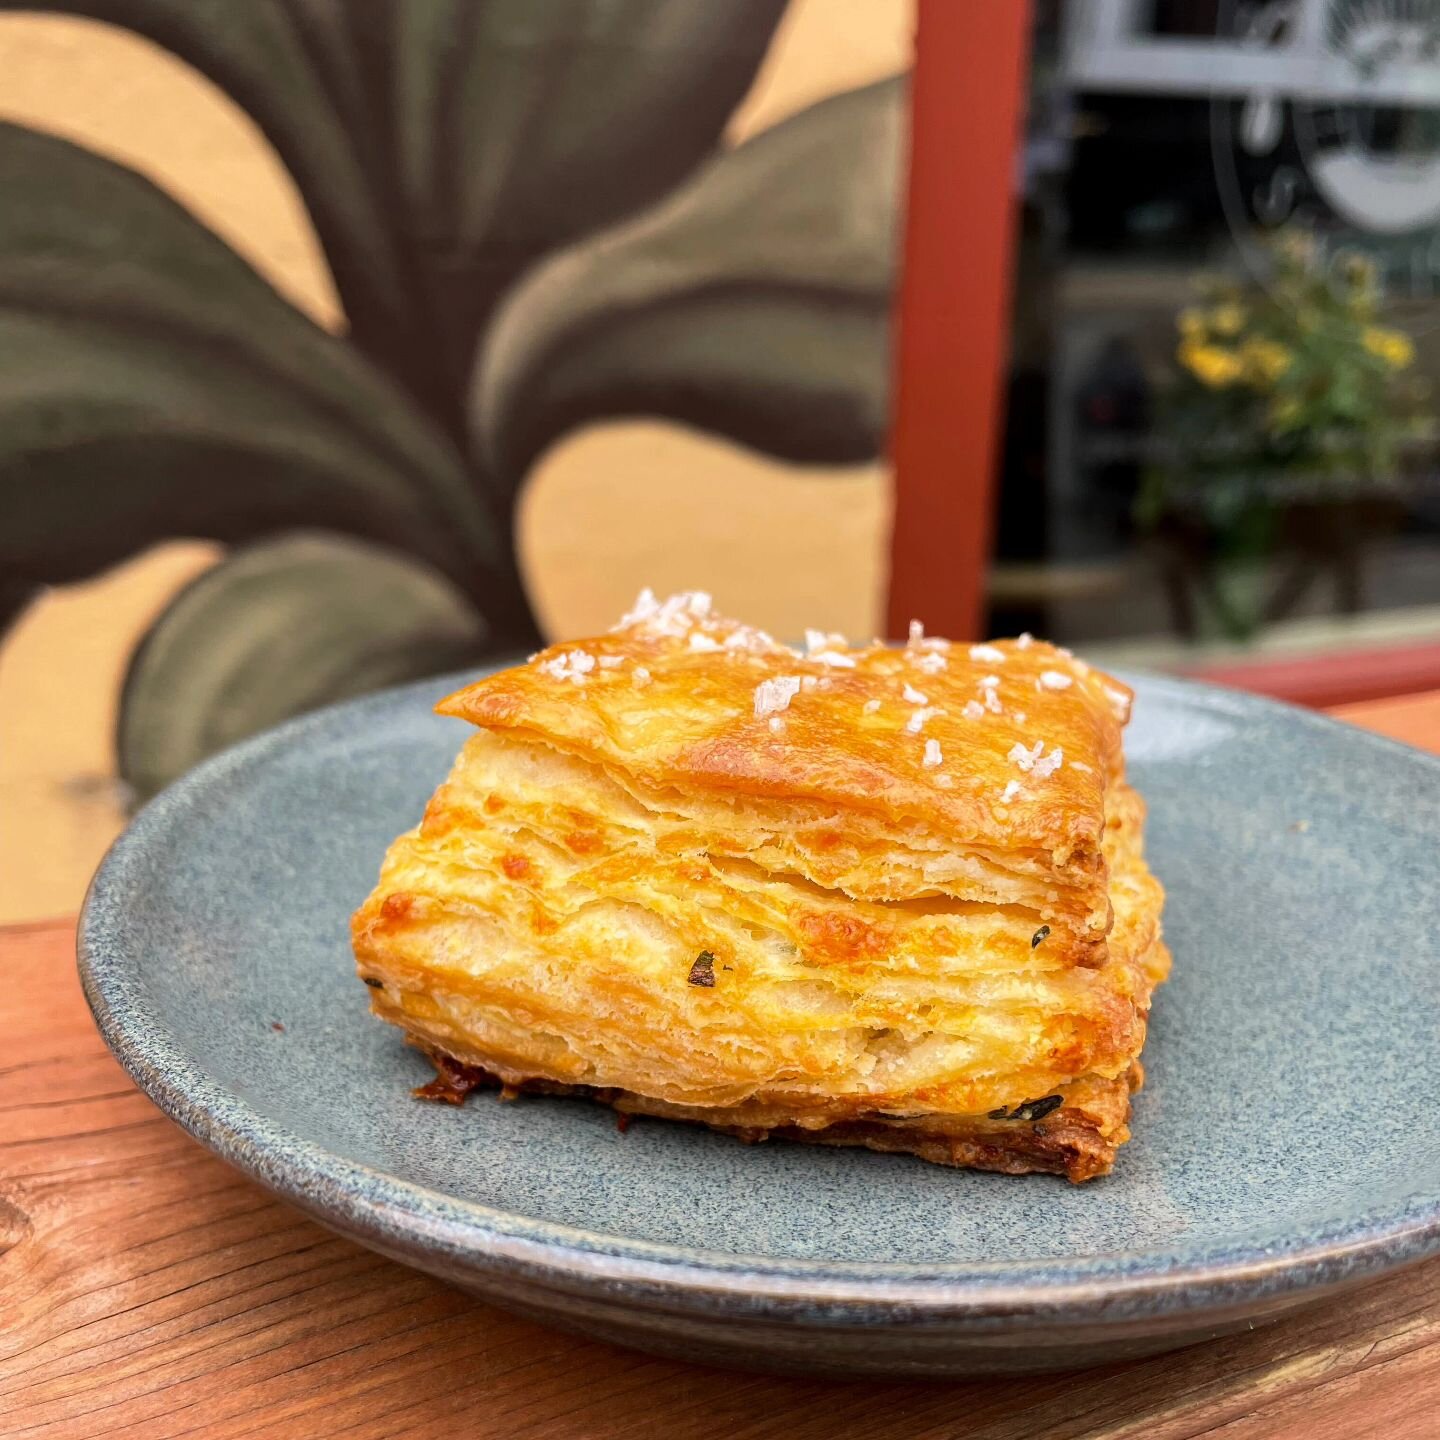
[0,0,904,797]
[0,123,490,591]
[5,0,789,433]
[476,76,905,482]
[117,533,487,798]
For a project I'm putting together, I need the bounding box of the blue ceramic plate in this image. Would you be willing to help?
[79,671,1440,1376]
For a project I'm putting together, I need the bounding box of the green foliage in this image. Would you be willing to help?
[0,0,904,796]
[1143,230,1429,536]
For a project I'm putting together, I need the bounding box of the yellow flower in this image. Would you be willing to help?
[1269,396,1304,430]
[1208,303,1247,336]
[1179,341,1244,387]
[1177,307,1207,339]
[1240,337,1293,385]
[1362,326,1414,369]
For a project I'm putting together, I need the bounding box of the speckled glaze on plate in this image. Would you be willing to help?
[79,671,1440,1376]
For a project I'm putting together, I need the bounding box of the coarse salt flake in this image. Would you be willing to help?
[768,716,785,734]
[1016,632,1034,649]
[616,589,712,638]
[908,619,925,644]
[1031,746,1064,780]
[915,651,947,675]
[962,700,985,720]
[753,675,802,718]
[632,666,651,686]
[902,683,927,704]
[539,649,595,683]
[970,644,1006,663]
[723,623,781,653]
[812,650,856,669]
[1001,780,1023,803]
[863,698,882,714]
[597,655,625,669]
[922,739,942,768]
[1011,742,1063,779]
[1039,670,1073,690]
[688,632,722,652]
[615,587,659,628]
[905,706,941,735]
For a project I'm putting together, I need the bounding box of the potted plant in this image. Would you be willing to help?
[1140,232,1427,641]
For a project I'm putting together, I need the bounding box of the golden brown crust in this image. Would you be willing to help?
[353,595,1168,1182]
[436,596,1130,926]
[408,1049,1143,1184]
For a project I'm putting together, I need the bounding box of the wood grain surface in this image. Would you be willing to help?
[4,695,1439,1439]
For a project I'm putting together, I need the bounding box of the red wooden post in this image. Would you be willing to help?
[886,0,1033,641]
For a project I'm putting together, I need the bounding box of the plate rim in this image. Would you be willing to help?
[77,668,1440,1324]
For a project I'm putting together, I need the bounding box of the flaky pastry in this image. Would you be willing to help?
[353,593,1168,1181]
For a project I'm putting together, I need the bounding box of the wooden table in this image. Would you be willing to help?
[4,695,1439,1439]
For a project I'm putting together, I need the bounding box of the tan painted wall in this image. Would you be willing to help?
[0,2,911,921]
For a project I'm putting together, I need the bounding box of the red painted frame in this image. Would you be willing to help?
[885,0,1033,642]
[1193,640,1440,710]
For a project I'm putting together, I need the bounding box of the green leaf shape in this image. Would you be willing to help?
[0,122,497,597]
[474,76,906,483]
[0,0,419,401]
[117,532,487,798]
[8,0,787,432]
[352,0,788,421]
